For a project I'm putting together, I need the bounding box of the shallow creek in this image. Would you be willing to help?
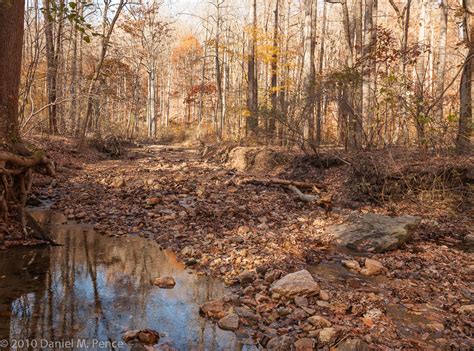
[0,209,245,350]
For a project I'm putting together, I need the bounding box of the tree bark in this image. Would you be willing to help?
[458,0,473,154]
[302,0,316,145]
[0,0,25,144]
[246,0,259,137]
[269,0,279,140]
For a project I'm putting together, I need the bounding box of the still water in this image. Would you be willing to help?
[0,210,241,350]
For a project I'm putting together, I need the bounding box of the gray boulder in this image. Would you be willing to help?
[328,213,420,252]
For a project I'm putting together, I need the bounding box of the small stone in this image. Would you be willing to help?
[270,270,319,297]
[458,304,474,313]
[288,308,308,321]
[316,300,330,308]
[294,296,308,307]
[319,327,336,344]
[217,313,239,331]
[308,315,332,328]
[152,276,176,289]
[199,299,227,319]
[295,337,314,351]
[137,329,160,345]
[267,335,294,351]
[265,269,283,284]
[238,270,257,285]
[342,260,361,271]
[360,258,384,276]
[319,290,330,301]
[335,338,370,351]
[234,306,258,323]
[122,330,139,343]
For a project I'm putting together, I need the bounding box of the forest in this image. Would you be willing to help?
[0,0,472,350]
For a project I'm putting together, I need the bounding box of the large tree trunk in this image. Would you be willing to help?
[458,0,474,154]
[0,0,25,144]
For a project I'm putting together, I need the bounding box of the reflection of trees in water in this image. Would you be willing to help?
[2,218,237,350]
[0,246,50,341]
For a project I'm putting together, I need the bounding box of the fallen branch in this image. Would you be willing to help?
[288,185,319,202]
[238,177,324,191]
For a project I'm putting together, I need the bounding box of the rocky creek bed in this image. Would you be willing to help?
[1,138,472,350]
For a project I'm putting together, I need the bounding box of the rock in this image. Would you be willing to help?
[463,233,474,250]
[123,329,160,345]
[270,270,319,297]
[256,264,269,275]
[199,299,227,319]
[328,213,420,252]
[360,258,384,276]
[145,197,160,206]
[294,296,308,307]
[342,260,361,271]
[319,289,330,301]
[152,276,176,288]
[137,329,160,345]
[458,304,474,313]
[319,327,336,344]
[265,269,283,284]
[295,337,314,351]
[335,338,370,351]
[288,308,308,321]
[217,313,239,331]
[234,306,258,323]
[122,330,140,343]
[111,177,126,188]
[266,335,294,351]
[316,300,329,308]
[238,270,257,285]
[308,315,332,328]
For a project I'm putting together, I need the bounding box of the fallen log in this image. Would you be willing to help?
[238,177,324,191]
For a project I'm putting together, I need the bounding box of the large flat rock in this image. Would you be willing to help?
[328,213,420,253]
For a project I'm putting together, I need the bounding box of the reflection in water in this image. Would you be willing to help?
[0,210,240,350]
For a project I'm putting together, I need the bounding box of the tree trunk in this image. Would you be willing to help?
[302,0,316,145]
[246,0,258,137]
[0,0,25,143]
[434,0,448,122]
[44,0,63,135]
[315,0,327,146]
[458,0,474,154]
[269,0,279,140]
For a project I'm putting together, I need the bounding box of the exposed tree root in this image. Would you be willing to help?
[238,176,324,191]
[0,147,55,239]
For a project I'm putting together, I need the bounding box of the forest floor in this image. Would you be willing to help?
[2,136,473,350]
